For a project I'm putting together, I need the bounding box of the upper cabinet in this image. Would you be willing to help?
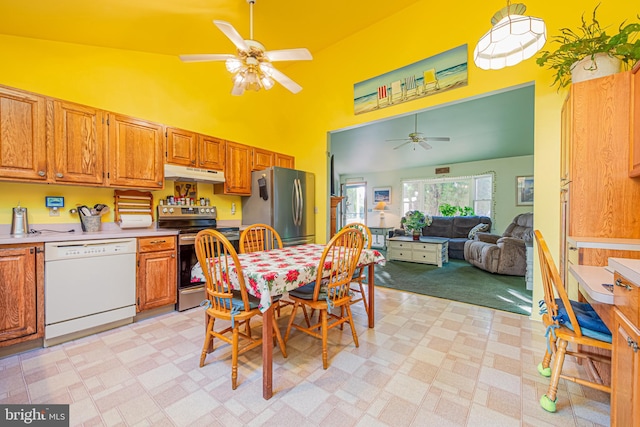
[252,147,275,171]
[49,100,107,185]
[108,114,164,189]
[275,152,295,169]
[165,127,225,171]
[252,147,295,170]
[198,135,225,171]
[217,140,252,195]
[0,85,47,182]
[631,63,640,178]
[165,127,197,167]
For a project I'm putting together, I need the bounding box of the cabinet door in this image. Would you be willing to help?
[611,308,640,427]
[137,250,177,312]
[198,135,224,170]
[252,147,275,171]
[631,64,640,177]
[0,86,47,181]
[50,100,106,185]
[218,140,252,195]
[108,113,164,189]
[166,127,197,167]
[275,153,295,169]
[0,246,37,343]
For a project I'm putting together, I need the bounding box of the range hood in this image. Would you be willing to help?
[164,164,225,184]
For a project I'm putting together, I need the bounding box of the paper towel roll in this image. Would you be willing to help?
[118,214,153,229]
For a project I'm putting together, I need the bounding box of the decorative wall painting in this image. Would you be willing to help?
[354,44,468,115]
[516,176,534,206]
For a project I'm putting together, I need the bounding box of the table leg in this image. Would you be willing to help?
[368,263,375,328]
[262,304,274,399]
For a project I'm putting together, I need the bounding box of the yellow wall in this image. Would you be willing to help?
[0,0,637,316]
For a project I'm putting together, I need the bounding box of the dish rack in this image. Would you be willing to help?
[113,190,154,223]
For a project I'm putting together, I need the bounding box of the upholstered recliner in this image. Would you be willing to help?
[463,213,533,276]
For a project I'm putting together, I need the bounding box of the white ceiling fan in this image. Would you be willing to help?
[179,0,312,96]
[387,114,450,151]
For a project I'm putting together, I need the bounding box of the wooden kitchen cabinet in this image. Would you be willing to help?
[0,244,44,347]
[252,147,275,170]
[137,236,177,312]
[198,135,225,170]
[275,152,295,169]
[561,72,640,285]
[630,62,640,178]
[166,127,197,167]
[611,271,640,427]
[0,85,48,182]
[48,99,107,185]
[216,140,252,195]
[108,113,164,189]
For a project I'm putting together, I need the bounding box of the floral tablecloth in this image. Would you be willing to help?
[191,244,386,312]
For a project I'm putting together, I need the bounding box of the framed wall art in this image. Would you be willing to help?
[516,176,534,206]
[373,186,391,204]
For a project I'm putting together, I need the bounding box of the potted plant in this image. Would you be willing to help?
[401,210,432,240]
[536,5,640,89]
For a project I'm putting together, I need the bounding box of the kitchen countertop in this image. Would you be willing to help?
[0,222,178,245]
[567,236,640,251]
[609,257,640,285]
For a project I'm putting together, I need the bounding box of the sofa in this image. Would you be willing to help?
[392,215,492,259]
[463,212,533,276]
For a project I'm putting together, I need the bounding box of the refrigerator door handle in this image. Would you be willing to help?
[292,179,299,226]
[296,178,304,227]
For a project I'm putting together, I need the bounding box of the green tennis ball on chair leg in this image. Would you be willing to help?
[537,362,551,377]
[540,394,557,412]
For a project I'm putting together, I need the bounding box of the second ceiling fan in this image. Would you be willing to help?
[387,114,450,151]
[179,0,312,95]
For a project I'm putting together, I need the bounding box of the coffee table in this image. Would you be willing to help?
[387,236,449,267]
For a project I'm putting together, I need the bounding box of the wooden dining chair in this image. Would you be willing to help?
[284,227,364,369]
[239,223,293,317]
[341,222,372,317]
[195,229,287,390]
[534,230,612,412]
[239,223,282,253]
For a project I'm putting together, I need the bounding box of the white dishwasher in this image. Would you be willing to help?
[44,238,137,346]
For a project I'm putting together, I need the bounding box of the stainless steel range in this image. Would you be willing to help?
[157,206,240,311]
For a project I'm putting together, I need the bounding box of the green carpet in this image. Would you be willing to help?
[373,257,533,316]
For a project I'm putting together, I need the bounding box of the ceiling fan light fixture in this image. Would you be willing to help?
[473,2,546,70]
[225,58,243,73]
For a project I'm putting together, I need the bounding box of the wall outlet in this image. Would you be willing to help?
[231,203,236,215]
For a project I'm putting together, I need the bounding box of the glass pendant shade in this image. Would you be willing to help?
[473,3,546,70]
[225,58,243,73]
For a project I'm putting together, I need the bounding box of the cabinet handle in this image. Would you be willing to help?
[150,239,167,244]
[615,278,632,291]
[627,337,639,353]
[171,254,176,258]
[157,181,163,186]
[56,172,64,178]
[38,170,46,177]
[569,246,577,251]
[191,160,196,165]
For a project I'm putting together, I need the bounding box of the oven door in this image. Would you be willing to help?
[177,234,206,311]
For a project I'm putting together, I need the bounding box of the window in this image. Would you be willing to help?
[401,172,494,217]
[343,182,367,224]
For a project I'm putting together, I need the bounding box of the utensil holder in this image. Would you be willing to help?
[80,214,101,232]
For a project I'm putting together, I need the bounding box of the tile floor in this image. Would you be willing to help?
[0,288,610,426]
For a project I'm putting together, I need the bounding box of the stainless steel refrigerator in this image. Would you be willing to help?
[242,166,316,246]
[242,166,315,246]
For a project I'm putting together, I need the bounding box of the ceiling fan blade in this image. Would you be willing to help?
[393,141,412,150]
[231,81,245,96]
[213,20,249,51]
[386,138,412,142]
[265,48,313,62]
[269,67,303,94]
[179,54,235,62]
[424,137,451,142]
[419,141,433,150]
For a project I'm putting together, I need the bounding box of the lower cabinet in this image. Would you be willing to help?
[387,238,448,267]
[612,307,640,427]
[137,236,177,312]
[0,244,44,347]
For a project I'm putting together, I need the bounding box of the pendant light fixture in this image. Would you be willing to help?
[473,1,546,70]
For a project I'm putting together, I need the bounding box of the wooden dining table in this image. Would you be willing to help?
[191,243,386,399]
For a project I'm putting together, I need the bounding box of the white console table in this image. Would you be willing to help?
[387,236,449,267]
